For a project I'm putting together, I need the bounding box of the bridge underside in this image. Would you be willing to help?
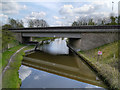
[22,32,81,38]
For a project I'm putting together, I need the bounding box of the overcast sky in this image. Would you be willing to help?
[1,0,120,26]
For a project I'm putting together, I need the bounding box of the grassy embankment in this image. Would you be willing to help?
[1,45,24,74]
[2,45,34,88]
[79,41,120,89]
[32,37,57,42]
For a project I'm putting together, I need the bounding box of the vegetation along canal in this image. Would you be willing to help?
[19,38,106,88]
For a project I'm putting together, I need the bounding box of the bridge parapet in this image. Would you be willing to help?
[9,25,120,30]
[9,25,119,33]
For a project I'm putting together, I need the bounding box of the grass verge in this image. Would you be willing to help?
[2,45,24,72]
[32,37,57,42]
[79,41,120,89]
[2,45,34,88]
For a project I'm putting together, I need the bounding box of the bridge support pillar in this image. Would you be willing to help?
[30,37,33,41]
[68,38,81,54]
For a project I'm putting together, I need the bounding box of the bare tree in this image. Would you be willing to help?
[8,18,24,28]
[28,19,49,27]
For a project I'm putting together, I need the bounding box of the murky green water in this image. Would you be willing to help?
[19,38,106,88]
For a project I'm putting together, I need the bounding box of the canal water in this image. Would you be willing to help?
[19,38,106,88]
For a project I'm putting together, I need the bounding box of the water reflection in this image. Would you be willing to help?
[19,65,101,88]
[37,38,69,55]
[19,38,106,88]
[19,66,32,81]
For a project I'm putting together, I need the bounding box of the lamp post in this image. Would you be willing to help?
[119,1,120,16]
[118,1,120,24]
[112,1,114,11]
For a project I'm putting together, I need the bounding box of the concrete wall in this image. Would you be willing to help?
[15,33,31,44]
[14,33,23,43]
[78,32,118,51]
[69,38,81,51]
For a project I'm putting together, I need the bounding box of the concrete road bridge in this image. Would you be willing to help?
[9,25,119,51]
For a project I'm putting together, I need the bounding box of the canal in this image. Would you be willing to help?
[19,38,106,88]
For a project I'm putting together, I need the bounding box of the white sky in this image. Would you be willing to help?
[1,0,120,26]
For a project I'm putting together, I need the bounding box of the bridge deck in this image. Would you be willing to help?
[9,25,120,30]
[9,26,119,33]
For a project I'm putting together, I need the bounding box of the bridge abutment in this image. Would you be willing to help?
[68,38,81,52]
[15,33,23,43]
[15,33,32,44]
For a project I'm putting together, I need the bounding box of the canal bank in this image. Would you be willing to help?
[2,45,24,72]
[77,41,120,90]
[2,45,34,88]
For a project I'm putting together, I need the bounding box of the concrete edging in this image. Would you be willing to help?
[67,44,113,89]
